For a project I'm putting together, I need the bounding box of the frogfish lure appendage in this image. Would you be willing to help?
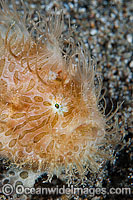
[0,0,123,199]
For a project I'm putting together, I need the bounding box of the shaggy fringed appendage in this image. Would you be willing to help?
[0,1,123,199]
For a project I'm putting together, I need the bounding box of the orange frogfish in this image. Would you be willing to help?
[0,1,123,199]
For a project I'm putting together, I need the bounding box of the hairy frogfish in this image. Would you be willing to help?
[0,1,123,199]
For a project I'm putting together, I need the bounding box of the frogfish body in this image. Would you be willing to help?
[0,1,122,199]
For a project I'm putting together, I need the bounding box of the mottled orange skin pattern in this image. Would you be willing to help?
[0,1,114,181]
[0,40,105,174]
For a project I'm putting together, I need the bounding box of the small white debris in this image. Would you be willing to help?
[129,61,133,68]
[90,29,97,35]
[127,34,132,43]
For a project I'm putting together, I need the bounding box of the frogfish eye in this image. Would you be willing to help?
[55,103,60,109]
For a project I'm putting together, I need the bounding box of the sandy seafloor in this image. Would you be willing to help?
[0,0,132,200]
